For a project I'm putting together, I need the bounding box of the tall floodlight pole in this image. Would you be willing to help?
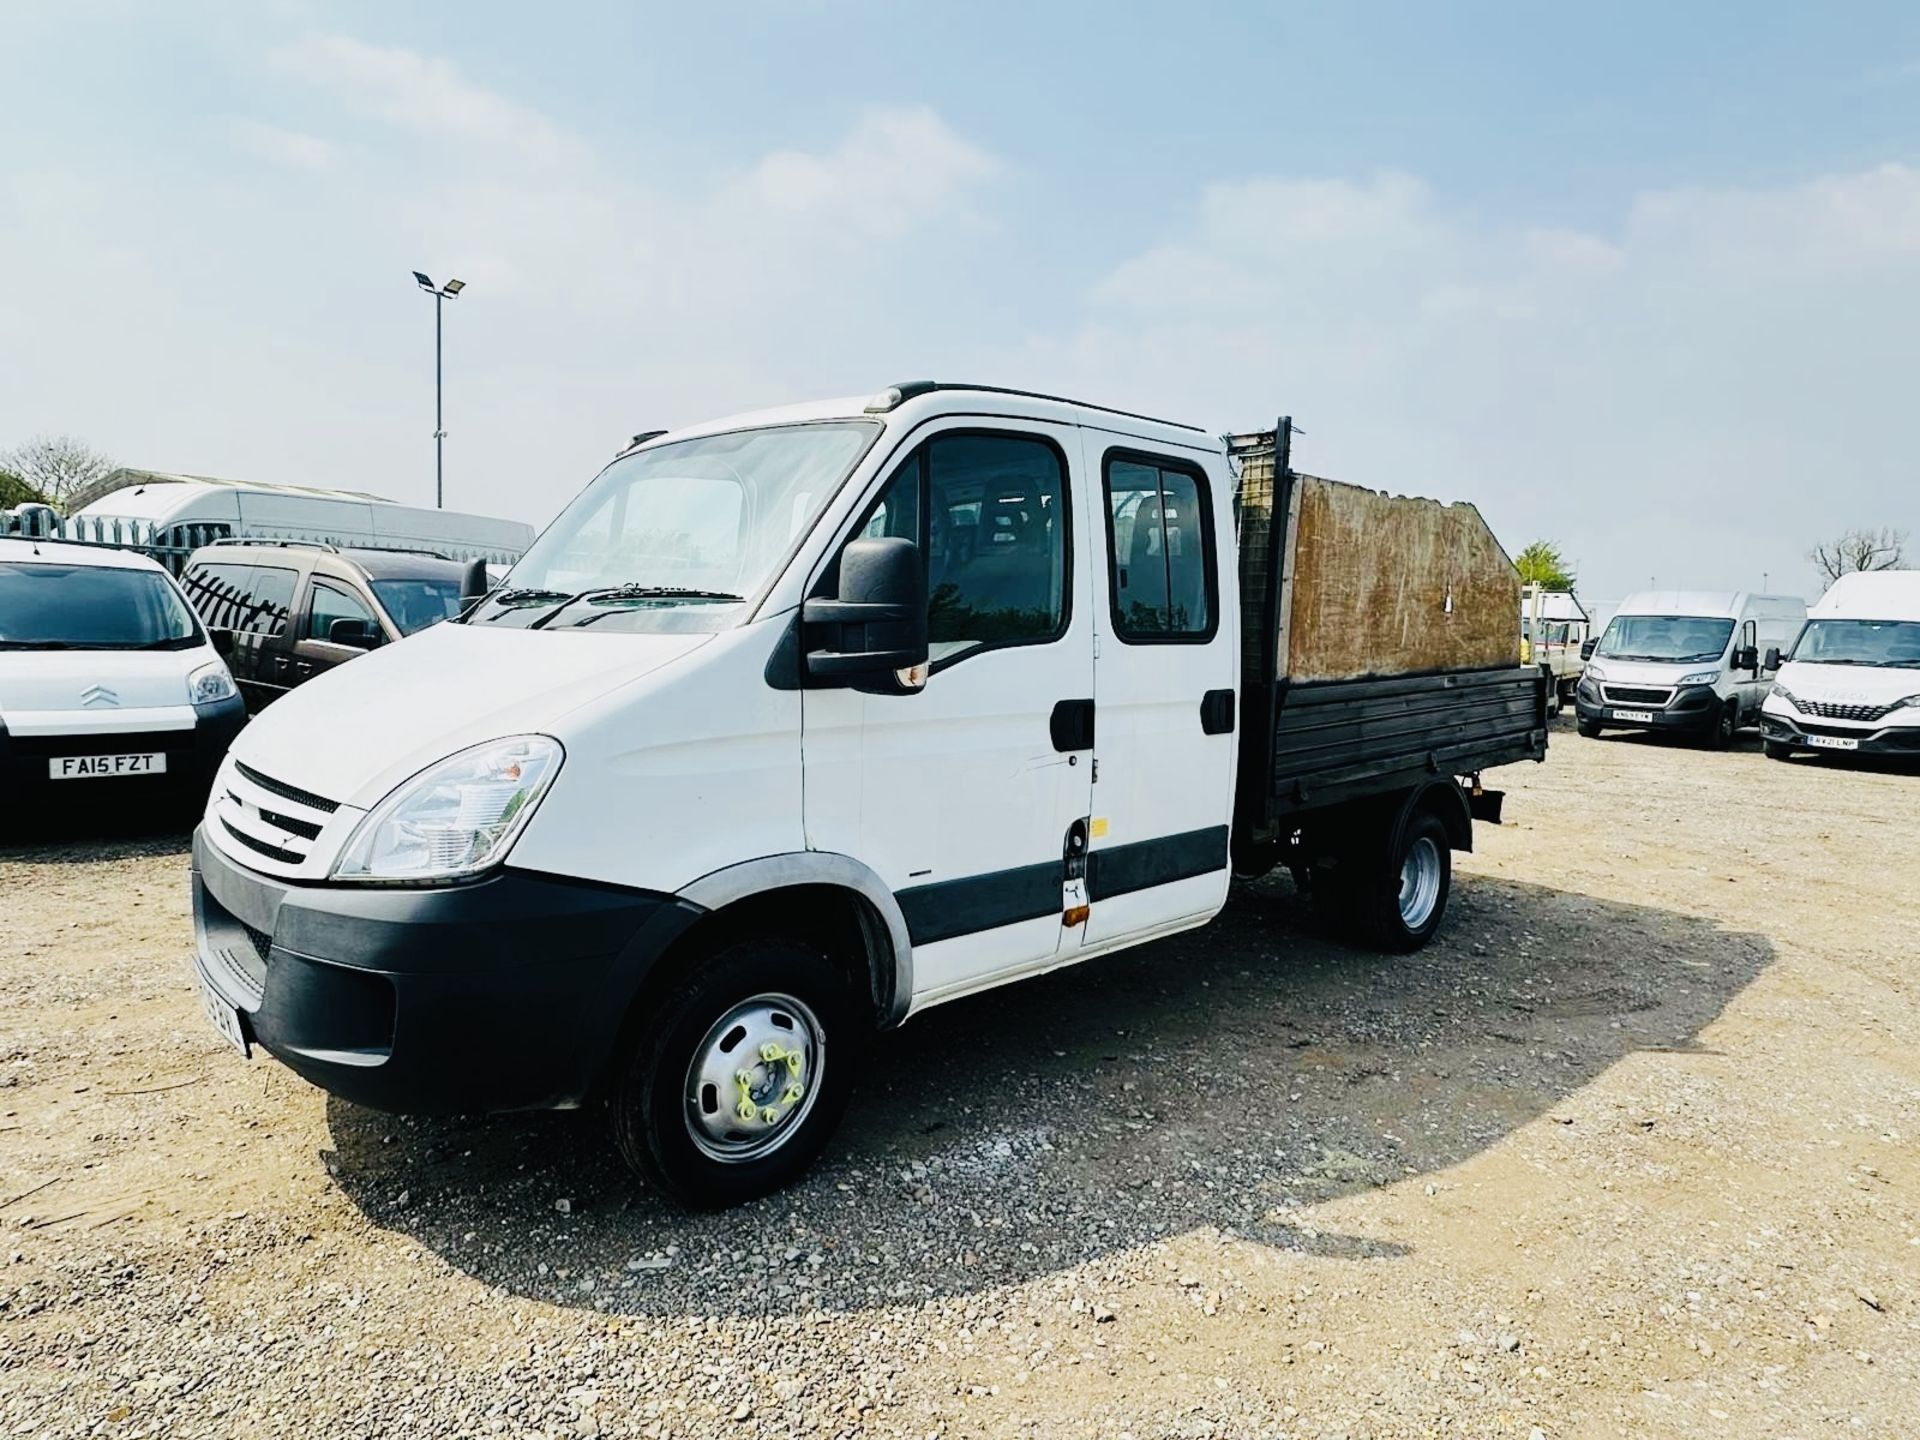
[411,272,466,509]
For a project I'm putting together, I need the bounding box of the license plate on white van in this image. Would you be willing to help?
[195,969,249,1056]
[48,753,166,779]
[1610,709,1656,725]
[1808,734,1860,751]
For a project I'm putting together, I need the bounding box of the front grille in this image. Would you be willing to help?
[256,805,322,841]
[1796,699,1895,723]
[234,759,339,814]
[221,817,305,866]
[1603,686,1672,706]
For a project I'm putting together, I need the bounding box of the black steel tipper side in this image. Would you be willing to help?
[1268,665,1548,817]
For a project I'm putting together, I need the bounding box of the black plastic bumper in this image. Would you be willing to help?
[190,828,706,1114]
[1574,685,1719,734]
[0,695,247,807]
[1760,712,1920,756]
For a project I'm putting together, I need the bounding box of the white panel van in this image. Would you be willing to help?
[1574,590,1806,746]
[1760,570,1920,761]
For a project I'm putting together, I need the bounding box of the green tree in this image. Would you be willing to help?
[0,469,48,508]
[1515,540,1575,591]
[0,435,115,511]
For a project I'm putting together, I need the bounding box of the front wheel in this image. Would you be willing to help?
[609,937,863,1208]
[1576,717,1605,739]
[1349,811,1453,953]
[1763,739,1795,761]
[1705,699,1738,750]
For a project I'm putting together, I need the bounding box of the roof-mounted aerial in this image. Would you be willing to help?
[862,381,1205,434]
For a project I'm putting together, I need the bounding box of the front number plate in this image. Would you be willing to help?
[49,753,166,779]
[1808,734,1860,751]
[1610,709,1656,725]
[195,971,250,1056]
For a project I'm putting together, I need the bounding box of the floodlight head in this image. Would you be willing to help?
[442,278,465,296]
[412,270,435,290]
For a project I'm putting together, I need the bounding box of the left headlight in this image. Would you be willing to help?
[333,735,563,884]
[1891,694,1920,711]
[1770,683,1800,710]
[1678,670,1722,687]
[188,660,237,705]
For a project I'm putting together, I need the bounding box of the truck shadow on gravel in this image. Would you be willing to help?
[322,874,1771,1316]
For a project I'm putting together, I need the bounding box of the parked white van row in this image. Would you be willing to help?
[1573,590,1805,747]
[41,472,536,568]
[1761,570,1920,760]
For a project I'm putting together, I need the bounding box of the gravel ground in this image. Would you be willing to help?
[3,722,1917,1439]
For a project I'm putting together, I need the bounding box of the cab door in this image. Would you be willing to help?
[1079,442,1238,947]
[802,421,1095,1004]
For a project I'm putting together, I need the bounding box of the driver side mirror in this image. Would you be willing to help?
[207,626,235,658]
[1579,638,1597,661]
[1734,644,1759,672]
[1763,646,1783,672]
[328,617,381,650]
[802,537,929,692]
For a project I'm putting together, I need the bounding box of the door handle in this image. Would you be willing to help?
[1049,698,1095,752]
[1200,688,1236,735]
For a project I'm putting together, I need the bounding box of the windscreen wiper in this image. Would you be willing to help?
[0,640,75,650]
[527,583,745,630]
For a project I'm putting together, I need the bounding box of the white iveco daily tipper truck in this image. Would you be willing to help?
[190,384,1547,1206]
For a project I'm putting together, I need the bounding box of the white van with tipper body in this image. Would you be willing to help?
[1574,590,1805,746]
[187,385,1547,1206]
[1761,570,1920,762]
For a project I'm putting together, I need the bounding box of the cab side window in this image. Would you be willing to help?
[854,432,1069,665]
[306,580,383,646]
[1104,454,1216,641]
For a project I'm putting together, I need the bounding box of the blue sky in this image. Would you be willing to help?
[4,1,1918,605]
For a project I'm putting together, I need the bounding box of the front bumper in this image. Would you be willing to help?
[1574,683,1719,733]
[190,827,705,1113]
[1759,710,1920,756]
[0,695,247,807]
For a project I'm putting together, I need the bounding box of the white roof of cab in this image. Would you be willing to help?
[0,538,168,572]
[1812,569,1920,621]
[632,384,1217,457]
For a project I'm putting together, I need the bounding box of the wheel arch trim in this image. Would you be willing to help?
[676,852,913,1028]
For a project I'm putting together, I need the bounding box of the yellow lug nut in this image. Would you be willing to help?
[761,1106,780,1124]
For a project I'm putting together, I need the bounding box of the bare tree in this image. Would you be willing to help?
[1809,526,1909,585]
[0,435,116,511]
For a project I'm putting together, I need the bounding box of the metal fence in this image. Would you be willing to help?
[0,509,231,574]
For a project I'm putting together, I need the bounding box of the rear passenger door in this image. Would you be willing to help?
[177,561,299,711]
[1080,443,1238,947]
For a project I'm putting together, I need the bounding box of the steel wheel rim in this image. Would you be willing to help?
[684,992,825,1164]
[1398,836,1443,930]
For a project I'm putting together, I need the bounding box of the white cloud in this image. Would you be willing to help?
[228,118,338,171]
[270,33,580,165]
[1030,163,1920,600]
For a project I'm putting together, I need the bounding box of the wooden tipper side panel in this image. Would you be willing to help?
[1286,475,1519,682]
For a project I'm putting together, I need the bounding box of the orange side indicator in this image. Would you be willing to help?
[1062,904,1090,928]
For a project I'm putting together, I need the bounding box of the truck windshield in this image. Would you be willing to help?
[473,421,880,632]
[1789,618,1920,667]
[1594,614,1734,664]
[0,561,201,650]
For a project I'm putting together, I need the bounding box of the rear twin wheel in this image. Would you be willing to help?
[1312,811,1454,953]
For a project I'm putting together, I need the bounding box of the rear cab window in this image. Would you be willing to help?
[1102,451,1218,641]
